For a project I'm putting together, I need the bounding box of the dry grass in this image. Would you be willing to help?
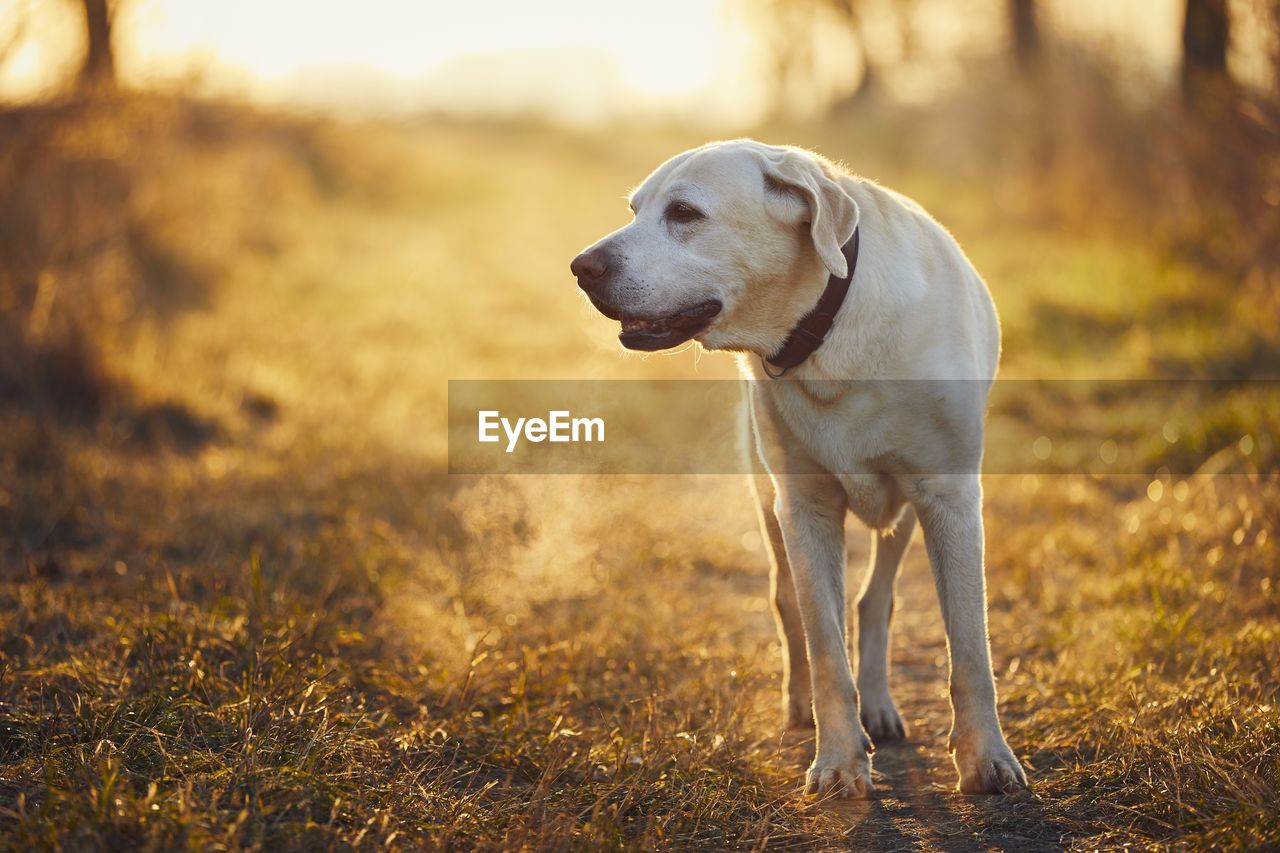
[1,85,1277,849]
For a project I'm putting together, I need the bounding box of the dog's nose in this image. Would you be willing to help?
[570,249,610,291]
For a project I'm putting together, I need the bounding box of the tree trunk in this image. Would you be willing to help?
[1272,0,1280,99]
[1181,0,1230,101]
[79,0,114,88]
[831,0,879,109]
[1008,0,1040,70]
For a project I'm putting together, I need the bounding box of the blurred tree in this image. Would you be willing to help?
[1181,0,1231,101]
[1270,0,1280,98]
[829,0,880,105]
[0,2,29,69]
[1008,0,1040,69]
[76,0,116,88]
[749,0,886,114]
[752,0,1050,115]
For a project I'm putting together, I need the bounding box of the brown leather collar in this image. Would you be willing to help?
[763,228,860,378]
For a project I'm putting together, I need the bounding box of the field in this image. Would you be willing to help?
[1,90,1277,849]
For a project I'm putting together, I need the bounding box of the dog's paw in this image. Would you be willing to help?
[859,694,906,743]
[804,747,875,798]
[951,732,1028,795]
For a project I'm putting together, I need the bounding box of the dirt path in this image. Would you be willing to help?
[767,535,1064,851]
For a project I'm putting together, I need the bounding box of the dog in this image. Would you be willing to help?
[570,140,1026,798]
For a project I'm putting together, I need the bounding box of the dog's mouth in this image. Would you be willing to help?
[615,299,722,351]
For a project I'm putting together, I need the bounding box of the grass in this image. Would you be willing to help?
[0,544,822,848]
[1,87,1278,849]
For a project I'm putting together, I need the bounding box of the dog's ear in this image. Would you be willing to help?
[760,150,859,278]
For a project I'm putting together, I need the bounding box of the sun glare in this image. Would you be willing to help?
[0,0,1268,122]
[1,0,769,122]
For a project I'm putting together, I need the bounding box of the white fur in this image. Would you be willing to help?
[576,140,1027,797]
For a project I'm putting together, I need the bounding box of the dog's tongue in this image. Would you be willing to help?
[617,300,722,352]
[621,315,668,333]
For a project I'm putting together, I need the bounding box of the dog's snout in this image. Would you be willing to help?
[570,248,610,291]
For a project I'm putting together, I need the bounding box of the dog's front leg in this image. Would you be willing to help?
[775,476,874,798]
[914,475,1028,794]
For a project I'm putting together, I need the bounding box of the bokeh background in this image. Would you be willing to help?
[1,1,1277,848]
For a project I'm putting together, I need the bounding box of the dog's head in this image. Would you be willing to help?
[570,139,859,353]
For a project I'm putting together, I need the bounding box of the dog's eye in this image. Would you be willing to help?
[665,202,704,224]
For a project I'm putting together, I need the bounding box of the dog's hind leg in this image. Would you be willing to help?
[855,506,915,743]
[750,471,813,730]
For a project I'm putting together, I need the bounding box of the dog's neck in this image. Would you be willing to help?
[761,229,860,378]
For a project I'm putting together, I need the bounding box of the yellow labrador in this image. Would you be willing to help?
[571,140,1026,798]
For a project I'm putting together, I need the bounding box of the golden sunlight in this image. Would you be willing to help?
[2,0,1278,847]
[4,0,1258,125]
[2,0,760,122]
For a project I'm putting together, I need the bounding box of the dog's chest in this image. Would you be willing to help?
[767,382,907,526]
[766,380,893,472]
